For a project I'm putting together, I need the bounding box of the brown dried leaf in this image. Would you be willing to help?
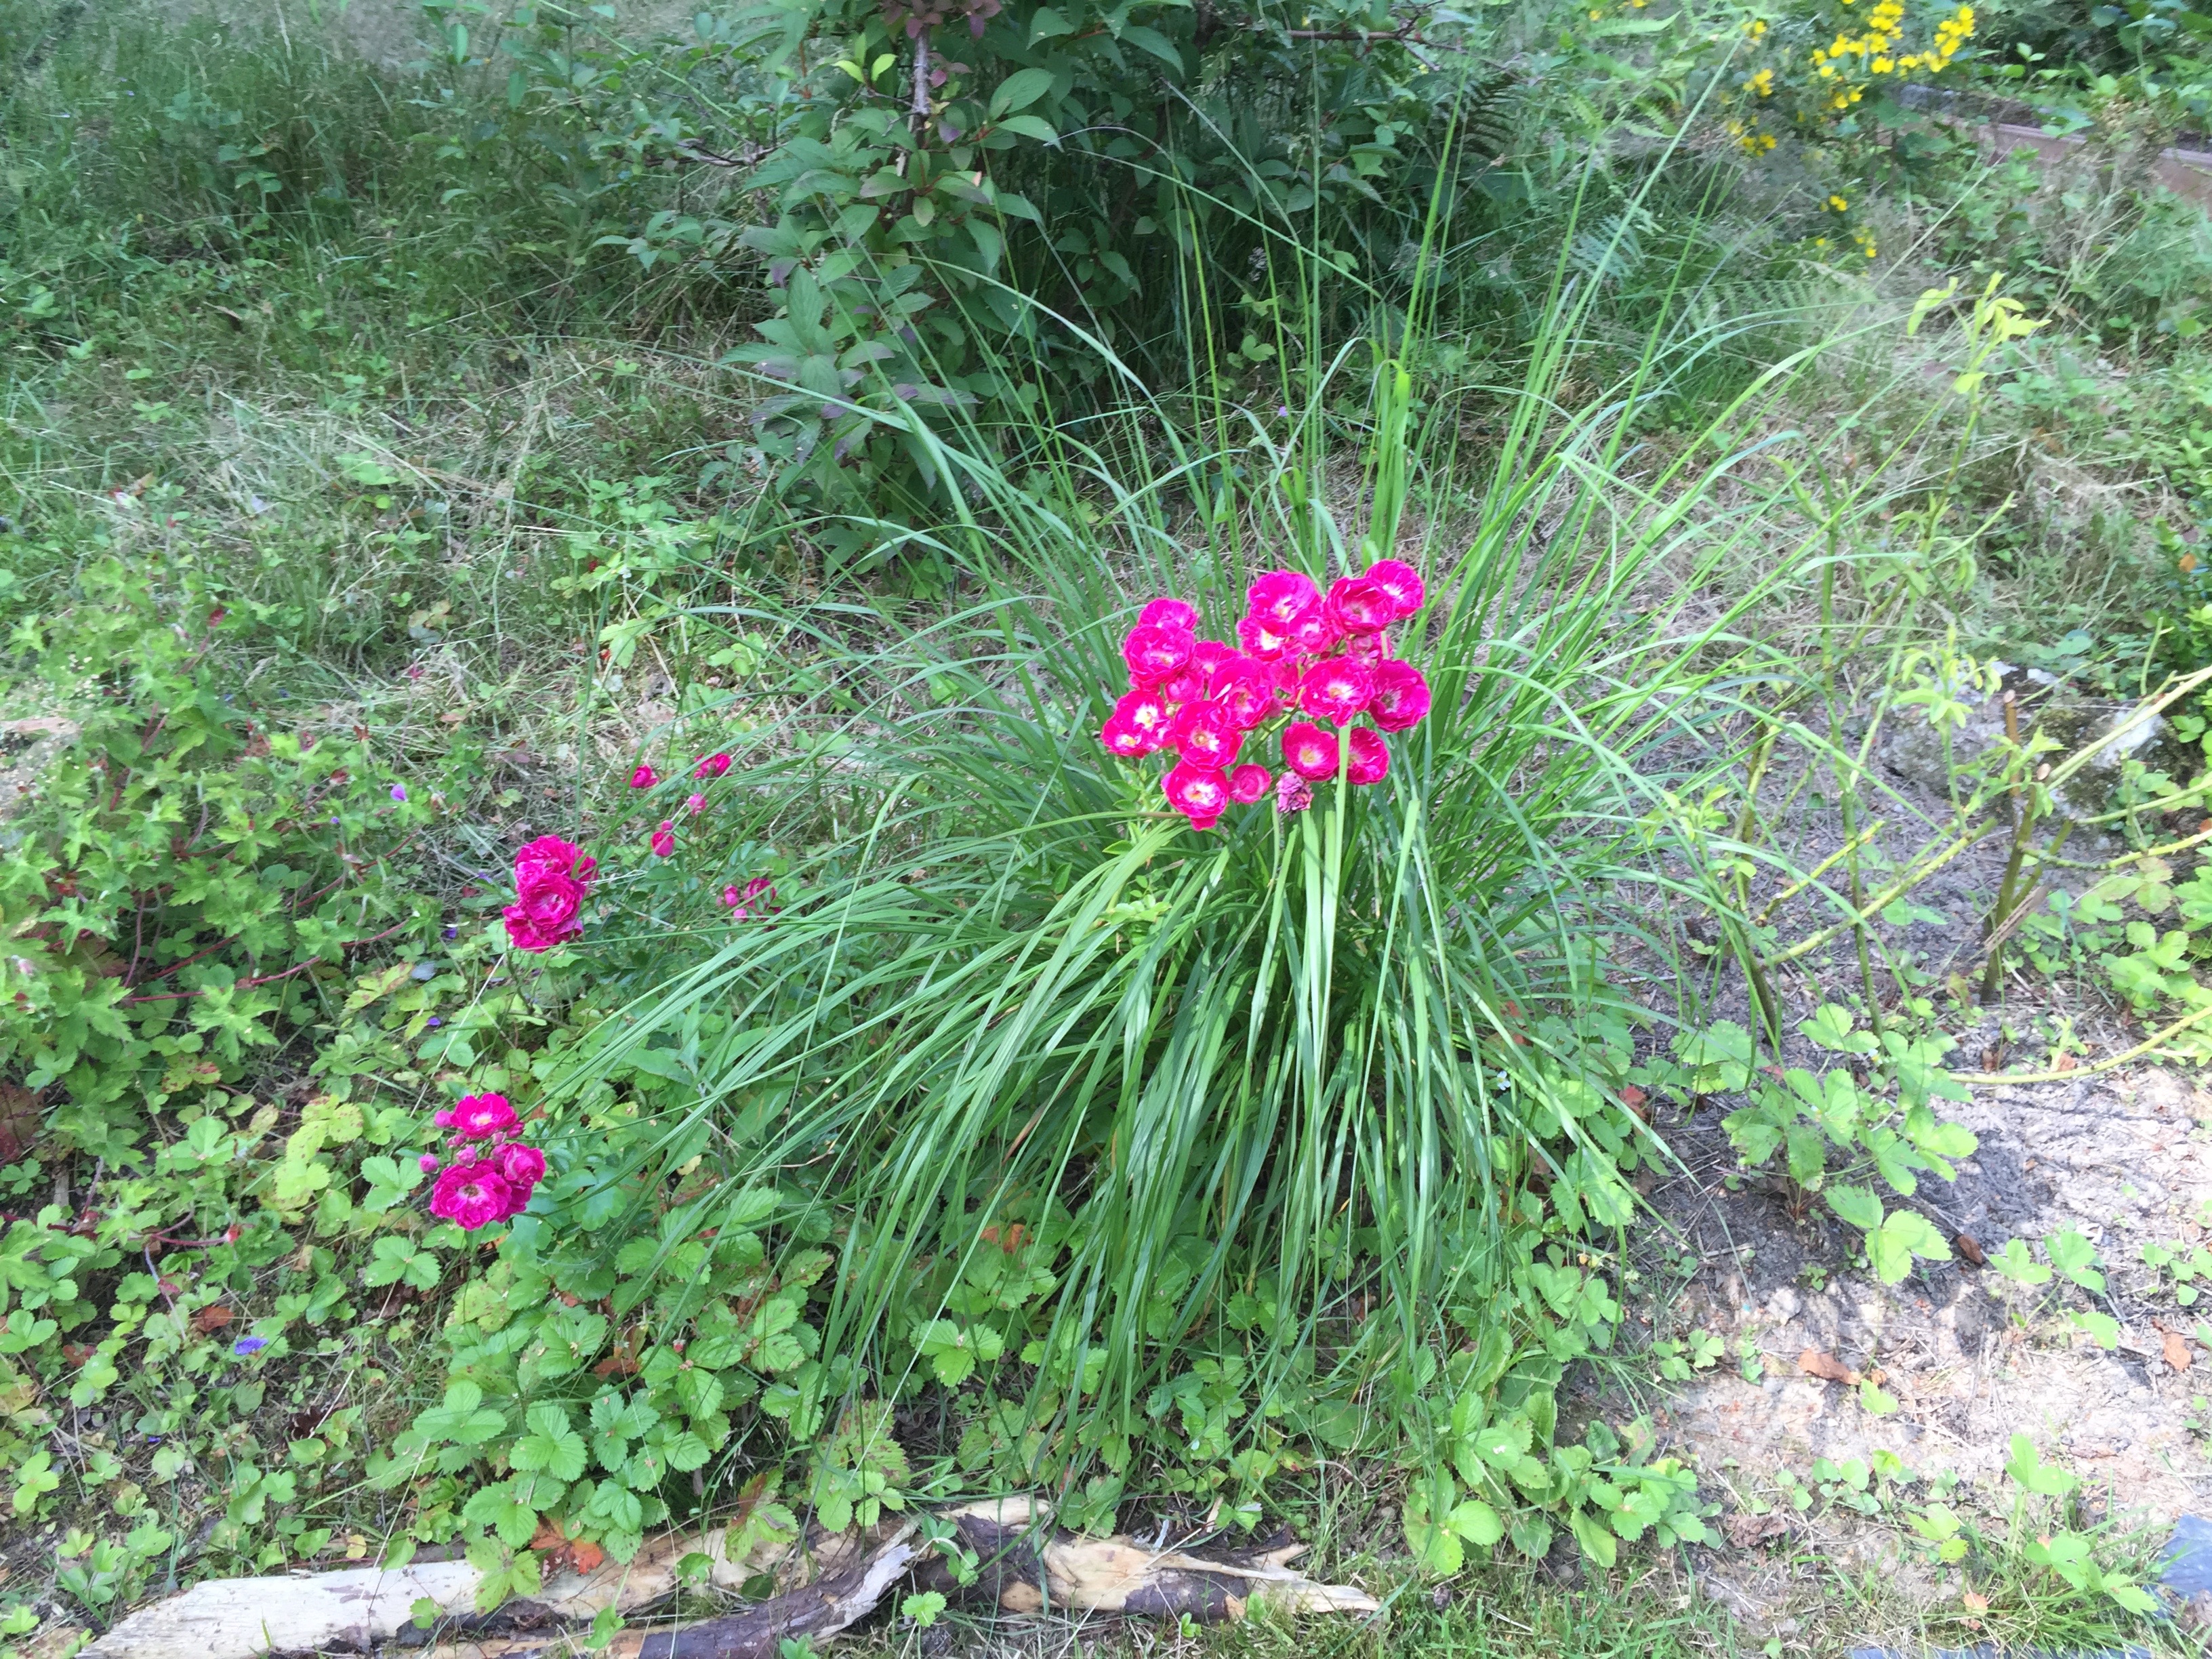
[190,1305,234,1333]
[1798,1348,1859,1385]
[1955,1231,1986,1267]
[2165,1330,2193,1373]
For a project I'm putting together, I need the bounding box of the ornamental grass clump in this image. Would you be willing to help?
[529,313,1819,1490]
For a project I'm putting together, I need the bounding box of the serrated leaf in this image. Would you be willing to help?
[2005,1433,2078,1496]
[1801,1004,1878,1054]
[513,1403,588,1482]
[1990,1237,2052,1286]
[1825,1185,1883,1231]
[2047,1229,2106,1292]
[1568,1506,1620,1568]
[2069,1309,2120,1349]
[1448,1497,1503,1547]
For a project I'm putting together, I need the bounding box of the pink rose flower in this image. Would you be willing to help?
[1340,629,1390,666]
[1191,638,1237,678]
[650,821,675,858]
[429,1160,514,1231]
[1162,760,1231,826]
[1235,613,1294,661]
[1347,726,1389,786]
[1101,713,1151,758]
[686,792,706,814]
[1364,558,1426,619]
[1154,662,1206,705]
[1209,658,1276,730]
[496,1141,546,1192]
[513,834,594,890]
[694,753,732,779]
[419,1154,441,1174]
[1282,721,1341,781]
[1113,688,1174,743]
[449,1092,518,1140]
[1122,622,1195,684]
[1139,597,1200,630]
[1286,608,1338,656]
[1324,575,1395,634]
[721,876,777,920]
[1298,659,1376,727]
[1246,569,1322,630]
[1369,659,1432,732]
[1168,699,1242,770]
[1275,771,1313,813]
[504,835,594,953]
[1227,764,1271,804]
[630,764,657,789]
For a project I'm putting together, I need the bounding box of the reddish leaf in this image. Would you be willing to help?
[191,1305,234,1333]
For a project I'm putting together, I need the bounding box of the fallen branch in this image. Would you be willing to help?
[83,1496,1376,1659]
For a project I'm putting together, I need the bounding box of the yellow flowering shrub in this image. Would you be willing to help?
[1726,0,1976,162]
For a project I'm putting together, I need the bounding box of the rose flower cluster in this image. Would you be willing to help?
[424,1092,546,1231]
[1100,561,1433,829]
[504,835,596,953]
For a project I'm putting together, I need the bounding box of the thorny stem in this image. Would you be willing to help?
[1980,693,2034,1003]
[1950,994,2212,1086]
[1817,554,1887,1037]
[1733,718,1784,1048]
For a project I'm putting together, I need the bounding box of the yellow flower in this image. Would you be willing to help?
[1827,193,1849,210]
[1746,16,1768,34]
[1744,67,1776,95]
[1872,54,1893,70]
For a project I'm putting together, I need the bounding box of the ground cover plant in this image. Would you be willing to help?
[5,0,2212,1654]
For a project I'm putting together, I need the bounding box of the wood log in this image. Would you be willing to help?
[84,1495,1376,1659]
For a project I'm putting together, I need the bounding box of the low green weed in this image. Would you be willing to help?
[1661,1004,1978,1285]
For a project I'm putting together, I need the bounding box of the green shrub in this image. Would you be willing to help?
[0,552,466,1161]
